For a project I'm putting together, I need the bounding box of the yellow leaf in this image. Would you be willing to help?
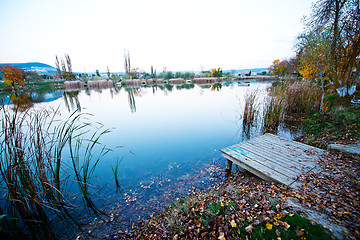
[221,202,224,207]
[266,222,273,230]
[342,229,349,235]
[277,238,281,240]
[230,220,237,228]
[289,213,294,217]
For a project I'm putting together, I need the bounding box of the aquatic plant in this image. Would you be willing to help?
[0,103,112,238]
[242,90,259,125]
[263,84,285,133]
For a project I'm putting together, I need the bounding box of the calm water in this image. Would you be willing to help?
[1,82,303,237]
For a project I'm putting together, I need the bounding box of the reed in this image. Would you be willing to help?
[284,80,321,116]
[0,103,112,238]
[242,90,259,125]
[263,84,285,133]
[111,157,123,194]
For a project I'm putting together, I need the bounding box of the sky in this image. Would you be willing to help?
[0,0,314,73]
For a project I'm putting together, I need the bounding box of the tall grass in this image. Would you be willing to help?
[0,104,112,238]
[284,81,322,116]
[242,90,259,125]
[263,84,285,133]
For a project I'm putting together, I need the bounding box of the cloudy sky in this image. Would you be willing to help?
[0,0,314,72]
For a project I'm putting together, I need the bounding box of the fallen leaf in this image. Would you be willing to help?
[230,220,237,228]
[266,222,273,231]
[283,222,290,231]
[245,224,253,233]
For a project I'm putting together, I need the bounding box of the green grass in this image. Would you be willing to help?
[247,214,335,240]
[304,105,360,137]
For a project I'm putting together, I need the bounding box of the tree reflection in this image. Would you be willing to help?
[126,88,137,113]
[211,83,222,91]
[63,91,81,112]
[10,92,33,111]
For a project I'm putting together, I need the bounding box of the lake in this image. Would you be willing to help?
[0,81,303,238]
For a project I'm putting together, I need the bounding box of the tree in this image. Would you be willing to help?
[150,66,157,78]
[307,0,360,96]
[210,67,223,77]
[175,72,183,78]
[55,54,76,80]
[24,71,42,82]
[124,50,131,77]
[107,66,111,79]
[164,71,174,80]
[0,65,24,86]
[268,59,291,77]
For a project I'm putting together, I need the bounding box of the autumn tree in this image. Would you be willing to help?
[268,59,290,77]
[0,65,24,87]
[305,0,360,96]
[210,67,223,77]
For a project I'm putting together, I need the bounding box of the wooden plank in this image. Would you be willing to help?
[260,134,325,154]
[237,142,308,172]
[230,143,304,176]
[222,147,297,183]
[221,152,294,185]
[221,134,323,187]
[240,140,318,169]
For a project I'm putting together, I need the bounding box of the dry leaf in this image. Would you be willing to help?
[245,224,253,233]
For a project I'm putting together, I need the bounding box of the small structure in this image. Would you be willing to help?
[221,134,325,187]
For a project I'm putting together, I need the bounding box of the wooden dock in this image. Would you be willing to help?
[221,134,325,187]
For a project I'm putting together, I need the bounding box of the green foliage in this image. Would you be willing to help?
[304,105,360,139]
[184,72,195,79]
[81,73,89,81]
[175,72,182,78]
[164,71,174,80]
[111,73,120,81]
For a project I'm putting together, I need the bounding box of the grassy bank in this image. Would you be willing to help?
[301,96,360,148]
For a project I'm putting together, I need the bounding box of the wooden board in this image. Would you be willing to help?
[221,133,325,187]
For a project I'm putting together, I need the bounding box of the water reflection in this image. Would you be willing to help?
[63,91,81,112]
[125,88,137,113]
[9,92,33,111]
[0,81,304,238]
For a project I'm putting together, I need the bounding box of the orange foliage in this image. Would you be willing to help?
[0,65,24,86]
